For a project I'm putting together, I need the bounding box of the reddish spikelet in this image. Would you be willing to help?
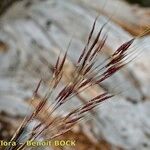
[61,93,114,126]
[35,99,47,114]
[82,62,94,75]
[58,50,67,72]
[51,51,68,89]
[87,17,98,47]
[96,63,125,84]
[33,79,42,96]
[113,38,135,56]
[106,63,124,75]
[78,77,93,89]
[80,101,94,110]
[79,106,96,114]
[53,71,63,88]
[53,53,61,76]
[33,122,42,131]
[89,92,108,102]
[79,94,113,114]
[87,23,106,53]
[78,47,86,64]
[56,82,78,106]
[95,94,114,103]
[73,93,111,115]
[53,50,67,80]
[106,54,125,67]
[66,109,80,118]
[78,17,98,63]
[65,116,83,124]
[81,23,106,69]
[81,93,112,110]
[89,34,107,61]
[55,85,68,100]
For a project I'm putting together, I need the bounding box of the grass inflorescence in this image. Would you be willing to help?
[6,17,140,150]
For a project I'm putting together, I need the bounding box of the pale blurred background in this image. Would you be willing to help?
[0,0,150,150]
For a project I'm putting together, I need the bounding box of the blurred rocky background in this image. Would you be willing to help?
[0,0,150,150]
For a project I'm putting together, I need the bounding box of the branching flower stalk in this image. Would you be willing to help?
[6,17,139,150]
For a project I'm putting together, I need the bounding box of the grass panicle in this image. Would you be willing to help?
[6,17,139,150]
